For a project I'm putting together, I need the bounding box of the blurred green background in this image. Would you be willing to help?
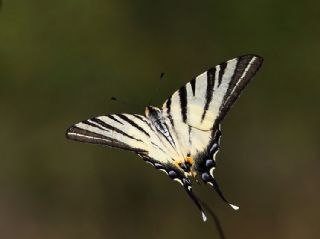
[0,1,319,239]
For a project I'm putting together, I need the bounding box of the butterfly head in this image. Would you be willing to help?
[145,106,161,118]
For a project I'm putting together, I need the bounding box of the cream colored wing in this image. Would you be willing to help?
[162,55,263,131]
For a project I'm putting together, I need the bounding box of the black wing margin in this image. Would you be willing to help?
[66,114,150,154]
[216,55,263,124]
[162,54,263,131]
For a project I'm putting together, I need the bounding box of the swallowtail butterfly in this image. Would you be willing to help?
[66,55,263,221]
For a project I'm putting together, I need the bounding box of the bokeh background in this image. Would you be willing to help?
[0,1,319,239]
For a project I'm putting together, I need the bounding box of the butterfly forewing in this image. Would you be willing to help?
[162,55,263,132]
[66,113,182,166]
[158,54,263,212]
[66,114,153,153]
[160,54,263,185]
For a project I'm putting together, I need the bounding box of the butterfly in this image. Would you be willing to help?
[66,54,263,221]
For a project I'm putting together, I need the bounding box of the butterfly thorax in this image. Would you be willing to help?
[145,106,176,148]
[145,106,196,177]
[144,106,168,133]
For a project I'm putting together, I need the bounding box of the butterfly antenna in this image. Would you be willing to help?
[148,72,165,106]
[110,96,143,109]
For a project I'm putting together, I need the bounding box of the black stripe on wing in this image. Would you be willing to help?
[201,68,215,122]
[90,117,142,142]
[117,114,150,137]
[218,55,263,122]
[66,125,146,153]
[83,120,106,131]
[108,115,124,125]
[179,86,188,123]
[66,115,149,153]
[132,114,155,133]
[217,62,227,87]
[165,96,175,127]
[190,78,196,96]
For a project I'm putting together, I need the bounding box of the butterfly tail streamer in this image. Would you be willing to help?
[189,189,227,239]
[197,197,227,239]
[185,189,208,222]
[208,178,239,210]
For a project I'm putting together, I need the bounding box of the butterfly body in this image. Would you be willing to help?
[66,55,263,219]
